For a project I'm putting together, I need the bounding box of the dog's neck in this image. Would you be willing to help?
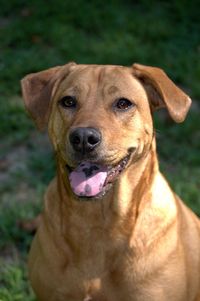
[55,138,159,227]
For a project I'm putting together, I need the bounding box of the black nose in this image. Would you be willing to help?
[69,127,101,153]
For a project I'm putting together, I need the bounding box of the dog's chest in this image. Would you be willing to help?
[54,244,143,301]
[56,263,124,301]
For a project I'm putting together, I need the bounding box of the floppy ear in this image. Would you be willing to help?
[132,63,192,123]
[21,62,76,130]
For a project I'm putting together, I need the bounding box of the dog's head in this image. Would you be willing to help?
[21,63,191,199]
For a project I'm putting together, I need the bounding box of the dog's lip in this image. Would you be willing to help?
[104,151,133,185]
[66,148,135,175]
[66,147,135,199]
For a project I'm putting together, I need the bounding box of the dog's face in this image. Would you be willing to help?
[21,63,191,199]
[49,65,153,167]
[48,65,154,198]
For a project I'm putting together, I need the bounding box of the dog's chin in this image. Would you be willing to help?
[66,147,136,201]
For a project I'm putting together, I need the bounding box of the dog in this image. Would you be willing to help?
[21,63,200,301]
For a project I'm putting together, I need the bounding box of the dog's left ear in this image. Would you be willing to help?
[132,63,192,123]
[21,66,62,130]
[21,62,76,130]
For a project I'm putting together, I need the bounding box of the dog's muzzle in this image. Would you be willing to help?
[67,127,136,200]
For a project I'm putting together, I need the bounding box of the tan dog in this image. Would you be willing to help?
[21,63,200,301]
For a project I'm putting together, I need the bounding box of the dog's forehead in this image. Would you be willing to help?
[69,64,129,78]
[60,64,141,93]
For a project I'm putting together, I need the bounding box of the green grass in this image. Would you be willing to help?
[0,0,200,300]
[1,0,200,97]
[0,262,36,301]
[155,111,200,215]
[0,197,40,301]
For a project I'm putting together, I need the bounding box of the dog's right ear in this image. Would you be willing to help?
[21,62,76,130]
[132,64,191,123]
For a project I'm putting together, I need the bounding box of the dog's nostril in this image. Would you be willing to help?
[88,134,99,146]
[69,131,82,148]
[72,135,81,145]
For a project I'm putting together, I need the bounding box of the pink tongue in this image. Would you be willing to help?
[69,162,108,197]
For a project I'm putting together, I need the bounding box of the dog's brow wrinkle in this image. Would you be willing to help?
[86,83,92,100]
[107,85,119,95]
[94,67,106,85]
[69,85,81,94]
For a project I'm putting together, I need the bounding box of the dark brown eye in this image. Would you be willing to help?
[115,98,134,110]
[59,96,76,108]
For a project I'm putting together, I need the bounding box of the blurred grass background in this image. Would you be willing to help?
[0,0,200,300]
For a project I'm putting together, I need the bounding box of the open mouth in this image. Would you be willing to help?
[66,149,134,200]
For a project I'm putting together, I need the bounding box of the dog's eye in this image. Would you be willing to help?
[115,98,134,111]
[59,96,77,108]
